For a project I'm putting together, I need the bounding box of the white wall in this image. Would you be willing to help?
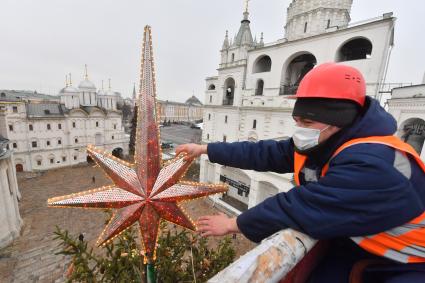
[0,151,23,248]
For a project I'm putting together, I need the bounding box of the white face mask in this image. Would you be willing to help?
[292,125,330,151]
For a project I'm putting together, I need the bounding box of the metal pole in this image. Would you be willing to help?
[146,257,156,283]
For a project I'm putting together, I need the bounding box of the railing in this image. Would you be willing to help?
[208,229,317,283]
[379,83,413,93]
[223,99,234,106]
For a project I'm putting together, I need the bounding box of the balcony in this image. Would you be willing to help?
[222,98,234,106]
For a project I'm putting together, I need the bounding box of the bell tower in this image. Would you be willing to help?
[284,0,353,41]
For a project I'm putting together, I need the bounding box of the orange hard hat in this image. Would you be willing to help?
[293,63,366,107]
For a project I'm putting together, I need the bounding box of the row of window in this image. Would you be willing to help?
[35,155,78,166]
[8,122,117,132]
[10,134,116,150]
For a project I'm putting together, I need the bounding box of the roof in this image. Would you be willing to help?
[233,12,254,47]
[0,90,58,102]
[185,95,203,106]
[80,106,108,115]
[26,103,66,118]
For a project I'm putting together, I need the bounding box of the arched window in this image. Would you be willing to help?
[231,53,235,62]
[253,55,272,73]
[337,38,373,62]
[255,79,264,96]
[253,119,257,129]
[208,84,216,90]
[223,77,235,106]
[280,53,317,95]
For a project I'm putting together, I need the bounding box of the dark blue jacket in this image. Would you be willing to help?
[208,97,425,242]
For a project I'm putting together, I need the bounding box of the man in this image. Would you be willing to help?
[176,63,425,282]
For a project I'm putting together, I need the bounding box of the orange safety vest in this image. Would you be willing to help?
[294,136,425,263]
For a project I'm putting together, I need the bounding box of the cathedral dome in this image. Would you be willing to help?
[78,79,96,90]
[60,86,79,94]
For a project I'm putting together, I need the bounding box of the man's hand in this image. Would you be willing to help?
[197,213,239,237]
[175,143,207,160]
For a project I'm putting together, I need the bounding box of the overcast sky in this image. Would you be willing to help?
[1,0,424,102]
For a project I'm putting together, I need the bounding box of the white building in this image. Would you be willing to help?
[200,0,395,213]
[0,134,22,248]
[0,68,129,172]
[387,77,425,161]
[157,96,203,123]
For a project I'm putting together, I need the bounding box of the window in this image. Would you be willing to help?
[74,156,77,161]
[62,156,66,162]
[29,124,33,131]
[255,79,264,96]
[74,138,78,144]
[32,141,37,148]
[208,114,211,120]
[47,124,51,130]
[58,123,62,130]
[8,125,13,131]
[253,56,272,73]
[337,38,373,62]
[225,115,228,123]
[223,135,227,142]
[114,124,117,130]
[207,134,210,140]
[112,135,115,140]
[37,160,42,166]
[327,19,331,28]
[72,122,76,128]
[253,119,257,129]
[50,158,54,164]
[304,22,308,33]
[208,84,216,90]
[96,121,99,127]
[46,140,50,146]
[209,96,212,103]
[58,139,62,145]
[12,143,17,149]
[231,53,235,62]
[12,106,18,113]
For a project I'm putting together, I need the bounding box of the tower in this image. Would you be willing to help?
[284,0,353,41]
[78,64,97,107]
[220,0,258,66]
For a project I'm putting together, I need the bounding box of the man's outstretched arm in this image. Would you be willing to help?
[176,139,295,173]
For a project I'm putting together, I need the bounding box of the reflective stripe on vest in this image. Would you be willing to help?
[293,136,425,263]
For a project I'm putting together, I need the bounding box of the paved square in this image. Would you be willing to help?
[0,163,254,282]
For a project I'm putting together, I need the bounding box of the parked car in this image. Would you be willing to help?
[161,141,174,149]
[190,123,203,130]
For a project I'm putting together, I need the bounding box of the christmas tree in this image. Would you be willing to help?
[55,215,235,283]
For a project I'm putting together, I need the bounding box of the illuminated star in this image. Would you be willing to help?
[48,26,227,262]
